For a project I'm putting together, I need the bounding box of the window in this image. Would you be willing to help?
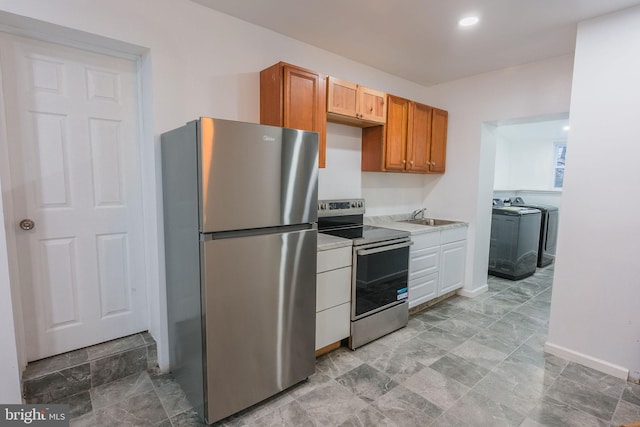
[553,142,567,189]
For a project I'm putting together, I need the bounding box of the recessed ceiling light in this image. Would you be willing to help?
[458,16,479,27]
[563,125,570,131]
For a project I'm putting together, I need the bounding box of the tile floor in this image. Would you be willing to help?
[50,265,640,426]
[23,332,157,407]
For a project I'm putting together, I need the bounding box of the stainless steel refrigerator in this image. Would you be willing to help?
[161,118,318,424]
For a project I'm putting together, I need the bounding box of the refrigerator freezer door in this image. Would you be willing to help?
[201,228,317,423]
[198,118,318,233]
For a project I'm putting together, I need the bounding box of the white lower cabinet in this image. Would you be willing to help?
[316,302,350,350]
[407,226,467,308]
[439,240,466,295]
[316,246,352,350]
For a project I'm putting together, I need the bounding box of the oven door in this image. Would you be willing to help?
[352,239,412,320]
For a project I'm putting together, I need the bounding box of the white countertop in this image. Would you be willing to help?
[373,220,468,236]
[317,218,468,250]
[317,233,352,251]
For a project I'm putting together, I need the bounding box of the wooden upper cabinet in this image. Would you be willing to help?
[327,77,357,118]
[362,95,448,174]
[260,62,327,168]
[357,86,387,123]
[407,102,433,173]
[327,76,386,127]
[430,108,448,173]
[384,95,409,171]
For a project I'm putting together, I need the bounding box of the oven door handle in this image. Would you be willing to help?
[356,240,413,256]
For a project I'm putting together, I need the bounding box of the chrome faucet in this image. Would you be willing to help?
[411,208,427,220]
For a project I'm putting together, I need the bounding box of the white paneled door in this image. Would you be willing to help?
[0,34,147,361]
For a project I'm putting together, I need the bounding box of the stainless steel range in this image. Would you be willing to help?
[318,199,412,349]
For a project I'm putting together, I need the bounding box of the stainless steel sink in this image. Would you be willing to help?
[402,218,459,226]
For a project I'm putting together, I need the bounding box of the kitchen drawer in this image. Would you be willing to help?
[316,266,351,312]
[317,246,352,273]
[409,246,439,277]
[410,231,441,250]
[441,226,467,244]
[315,302,350,350]
[409,272,438,308]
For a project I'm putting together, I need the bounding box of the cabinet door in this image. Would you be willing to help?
[439,240,466,295]
[409,273,438,309]
[407,102,433,173]
[385,95,409,171]
[430,108,448,173]
[357,86,386,123]
[283,65,327,168]
[316,302,350,350]
[327,76,358,118]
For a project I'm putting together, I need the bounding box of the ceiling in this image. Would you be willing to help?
[191,0,640,86]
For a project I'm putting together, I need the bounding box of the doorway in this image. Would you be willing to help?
[0,32,148,362]
[492,114,569,206]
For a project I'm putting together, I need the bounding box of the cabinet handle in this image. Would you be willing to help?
[402,159,406,164]
[410,160,414,166]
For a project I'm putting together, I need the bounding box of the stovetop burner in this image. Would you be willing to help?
[317,198,410,245]
[319,224,408,246]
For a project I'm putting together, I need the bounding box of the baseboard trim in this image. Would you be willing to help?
[544,341,629,380]
[457,284,488,298]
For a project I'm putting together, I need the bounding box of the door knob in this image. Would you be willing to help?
[19,219,35,231]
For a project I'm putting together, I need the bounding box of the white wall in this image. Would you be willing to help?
[494,138,558,190]
[508,139,557,189]
[0,174,22,403]
[493,118,569,198]
[493,138,511,190]
[546,6,640,380]
[362,173,427,217]
[419,56,574,295]
[318,123,362,200]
